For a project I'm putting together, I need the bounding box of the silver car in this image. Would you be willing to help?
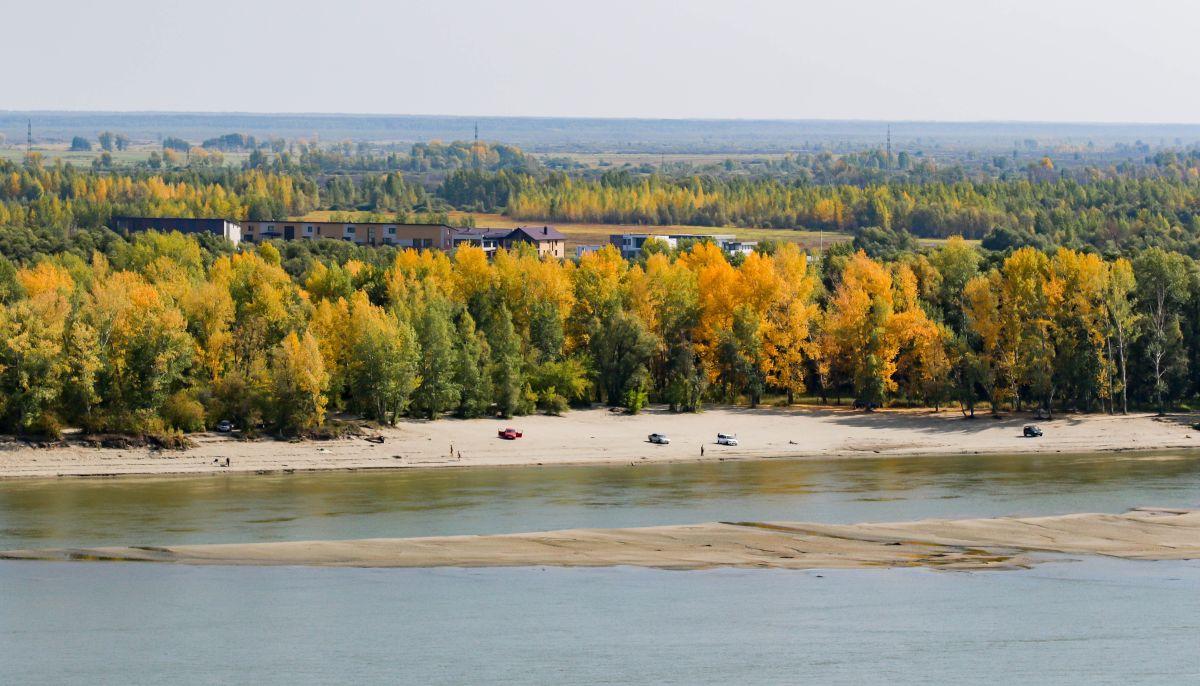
[717,433,738,446]
[648,433,670,445]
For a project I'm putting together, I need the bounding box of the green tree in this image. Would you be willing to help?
[588,309,657,408]
[1133,248,1191,415]
[715,306,766,407]
[454,312,493,418]
[411,297,460,419]
[486,304,524,418]
[345,294,419,423]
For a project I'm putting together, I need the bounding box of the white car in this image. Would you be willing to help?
[648,433,670,445]
[717,433,738,446]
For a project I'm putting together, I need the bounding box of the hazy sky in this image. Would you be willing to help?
[7,0,1198,123]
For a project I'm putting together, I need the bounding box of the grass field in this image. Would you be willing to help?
[291,210,977,253]
[295,210,856,252]
[0,144,250,166]
[453,213,854,251]
[538,151,793,168]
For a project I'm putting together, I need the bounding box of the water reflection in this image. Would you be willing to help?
[1,450,1198,549]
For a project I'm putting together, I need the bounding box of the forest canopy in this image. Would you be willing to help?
[4,140,1200,438]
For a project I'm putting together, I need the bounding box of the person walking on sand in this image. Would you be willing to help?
[457,451,462,461]
[700,445,705,457]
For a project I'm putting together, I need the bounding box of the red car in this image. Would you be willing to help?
[498,428,523,440]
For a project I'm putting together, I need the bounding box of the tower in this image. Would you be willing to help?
[27,118,32,153]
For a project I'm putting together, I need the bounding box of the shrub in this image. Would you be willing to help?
[518,383,538,416]
[162,391,206,433]
[27,413,63,440]
[623,386,648,415]
[541,392,569,416]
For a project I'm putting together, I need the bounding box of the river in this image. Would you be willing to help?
[2,451,1199,684]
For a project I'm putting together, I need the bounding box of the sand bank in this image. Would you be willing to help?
[0,406,1196,480]
[4,508,1196,571]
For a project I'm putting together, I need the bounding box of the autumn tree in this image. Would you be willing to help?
[344,292,418,423]
[270,330,329,432]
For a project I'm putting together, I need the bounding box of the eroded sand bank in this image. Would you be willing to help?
[4,508,1196,571]
[1,406,1197,480]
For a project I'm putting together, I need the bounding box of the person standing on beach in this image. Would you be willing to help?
[701,445,705,457]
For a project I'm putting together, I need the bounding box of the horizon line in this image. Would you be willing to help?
[4,109,1200,129]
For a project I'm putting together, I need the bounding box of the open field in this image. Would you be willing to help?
[292,210,974,252]
[0,405,1195,480]
[537,151,795,168]
[0,145,152,165]
[453,212,853,250]
[0,144,250,166]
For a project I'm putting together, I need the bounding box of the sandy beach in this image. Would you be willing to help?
[5,508,1195,571]
[0,406,1196,480]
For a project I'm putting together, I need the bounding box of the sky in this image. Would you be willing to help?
[6,0,1199,123]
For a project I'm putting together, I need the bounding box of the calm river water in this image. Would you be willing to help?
[2,451,1200,549]
[2,451,1199,684]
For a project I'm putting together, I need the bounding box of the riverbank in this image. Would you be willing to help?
[0,406,1195,480]
[4,508,1195,571]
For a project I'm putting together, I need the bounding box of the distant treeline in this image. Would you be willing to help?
[9,145,1200,257]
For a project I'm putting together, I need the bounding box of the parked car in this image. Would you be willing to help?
[215,420,233,433]
[648,433,670,445]
[498,428,523,440]
[1023,425,1043,438]
[853,399,878,410]
[716,433,738,446]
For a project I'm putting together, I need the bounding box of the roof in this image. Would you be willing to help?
[245,220,454,230]
[113,215,240,225]
[453,226,565,242]
[509,225,566,242]
[452,228,512,240]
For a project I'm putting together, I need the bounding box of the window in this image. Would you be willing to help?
[387,227,396,235]
[344,225,356,235]
[305,225,313,234]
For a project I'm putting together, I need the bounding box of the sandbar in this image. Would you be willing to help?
[4,508,1196,571]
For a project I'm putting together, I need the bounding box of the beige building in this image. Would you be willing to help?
[452,226,567,259]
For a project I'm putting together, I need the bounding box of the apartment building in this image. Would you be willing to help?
[112,216,243,245]
[114,215,568,260]
[240,221,457,250]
